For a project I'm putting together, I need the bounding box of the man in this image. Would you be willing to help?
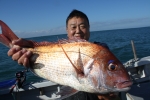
[8,9,119,100]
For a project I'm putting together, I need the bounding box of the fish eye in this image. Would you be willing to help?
[108,63,117,71]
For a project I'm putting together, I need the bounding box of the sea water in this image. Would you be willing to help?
[0,27,150,82]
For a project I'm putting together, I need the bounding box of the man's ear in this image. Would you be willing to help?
[66,27,69,33]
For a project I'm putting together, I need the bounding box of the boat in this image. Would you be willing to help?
[0,40,150,100]
[120,40,150,100]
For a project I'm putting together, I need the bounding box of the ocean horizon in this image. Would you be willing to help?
[0,26,150,82]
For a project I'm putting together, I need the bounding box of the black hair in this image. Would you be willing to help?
[66,9,89,27]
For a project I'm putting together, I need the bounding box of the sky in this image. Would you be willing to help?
[0,0,150,38]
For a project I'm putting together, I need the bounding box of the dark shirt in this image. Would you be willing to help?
[63,92,99,100]
[93,41,109,50]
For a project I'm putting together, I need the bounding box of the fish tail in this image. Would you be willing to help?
[0,20,19,48]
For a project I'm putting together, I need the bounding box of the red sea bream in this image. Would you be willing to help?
[0,20,132,94]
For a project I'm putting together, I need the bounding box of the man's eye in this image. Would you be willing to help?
[80,25,86,29]
[71,27,76,29]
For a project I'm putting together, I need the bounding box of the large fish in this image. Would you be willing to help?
[0,20,132,95]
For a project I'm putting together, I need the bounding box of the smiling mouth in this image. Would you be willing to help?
[73,36,81,39]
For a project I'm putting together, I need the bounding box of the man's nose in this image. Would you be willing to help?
[76,27,81,34]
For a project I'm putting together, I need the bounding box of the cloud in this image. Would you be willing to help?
[90,17,150,31]
[13,17,150,38]
[14,26,66,38]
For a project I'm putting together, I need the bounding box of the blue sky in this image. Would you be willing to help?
[0,0,150,38]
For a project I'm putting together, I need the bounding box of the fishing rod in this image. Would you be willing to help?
[131,40,138,61]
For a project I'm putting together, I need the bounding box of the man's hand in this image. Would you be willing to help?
[97,93,120,100]
[7,38,33,67]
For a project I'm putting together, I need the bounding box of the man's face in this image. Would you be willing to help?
[66,17,90,41]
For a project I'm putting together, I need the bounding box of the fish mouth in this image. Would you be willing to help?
[94,81,132,94]
[114,87,131,92]
[114,81,133,92]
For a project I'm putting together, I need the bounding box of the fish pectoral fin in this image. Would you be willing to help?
[56,86,78,100]
[31,63,45,69]
[83,58,94,76]
[76,58,94,84]
[29,63,45,77]
[76,48,84,73]
[58,41,84,76]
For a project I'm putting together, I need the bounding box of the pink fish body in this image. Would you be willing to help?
[0,20,132,94]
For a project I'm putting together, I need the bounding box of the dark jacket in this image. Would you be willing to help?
[63,92,99,100]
